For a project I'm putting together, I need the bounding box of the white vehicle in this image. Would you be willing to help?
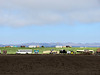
[16,49,32,54]
[67,51,71,54]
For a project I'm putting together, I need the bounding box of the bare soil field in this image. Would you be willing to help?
[0,55,100,75]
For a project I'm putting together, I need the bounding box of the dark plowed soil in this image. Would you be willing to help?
[0,55,100,75]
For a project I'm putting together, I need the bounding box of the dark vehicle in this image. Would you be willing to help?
[60,50,67,54]
[3,50,7,54]
[50,51,57,54]
[95,48,100,55]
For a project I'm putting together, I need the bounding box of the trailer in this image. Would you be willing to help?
[77,50,94,55]
[16,49,32,54]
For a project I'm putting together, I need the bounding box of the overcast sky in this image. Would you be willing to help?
[0,0,100,44]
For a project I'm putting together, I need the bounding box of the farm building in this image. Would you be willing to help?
[13,46,17,47]
[5,46,11,48]
[29,45,36,48]
[62,46,66,48]
[36,45,40,48]
[66,46,72,48]
[20,46,25,48]
[55,46,63,48]
[11,46,13,47]
[10,46,17,47]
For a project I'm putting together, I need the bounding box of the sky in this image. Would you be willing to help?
[0,0,100,44]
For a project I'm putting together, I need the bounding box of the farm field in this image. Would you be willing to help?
[0,47,99,54]
[0,55,100,75]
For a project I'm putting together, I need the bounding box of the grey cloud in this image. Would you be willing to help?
[0,0,100,26]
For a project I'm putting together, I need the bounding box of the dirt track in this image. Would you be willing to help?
[0,55,100,75]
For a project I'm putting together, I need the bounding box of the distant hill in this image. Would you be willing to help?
[0,44,5,47]
[0,42,100,47]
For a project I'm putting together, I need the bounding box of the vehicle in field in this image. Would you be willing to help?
[34,50,39,54]
[77,49,94,55]
[59,49,67,54]
[3,50,7,54]
[16,49,32,54]
[43,49,59,54]
[50,51,58,54]
[67,50,71,54]
[95,48,100,55]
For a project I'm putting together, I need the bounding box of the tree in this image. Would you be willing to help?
[41,46,45,48]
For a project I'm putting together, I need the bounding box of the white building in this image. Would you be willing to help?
[29,45,36,48]
[55,46,63,48]
[11,46,13,47]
